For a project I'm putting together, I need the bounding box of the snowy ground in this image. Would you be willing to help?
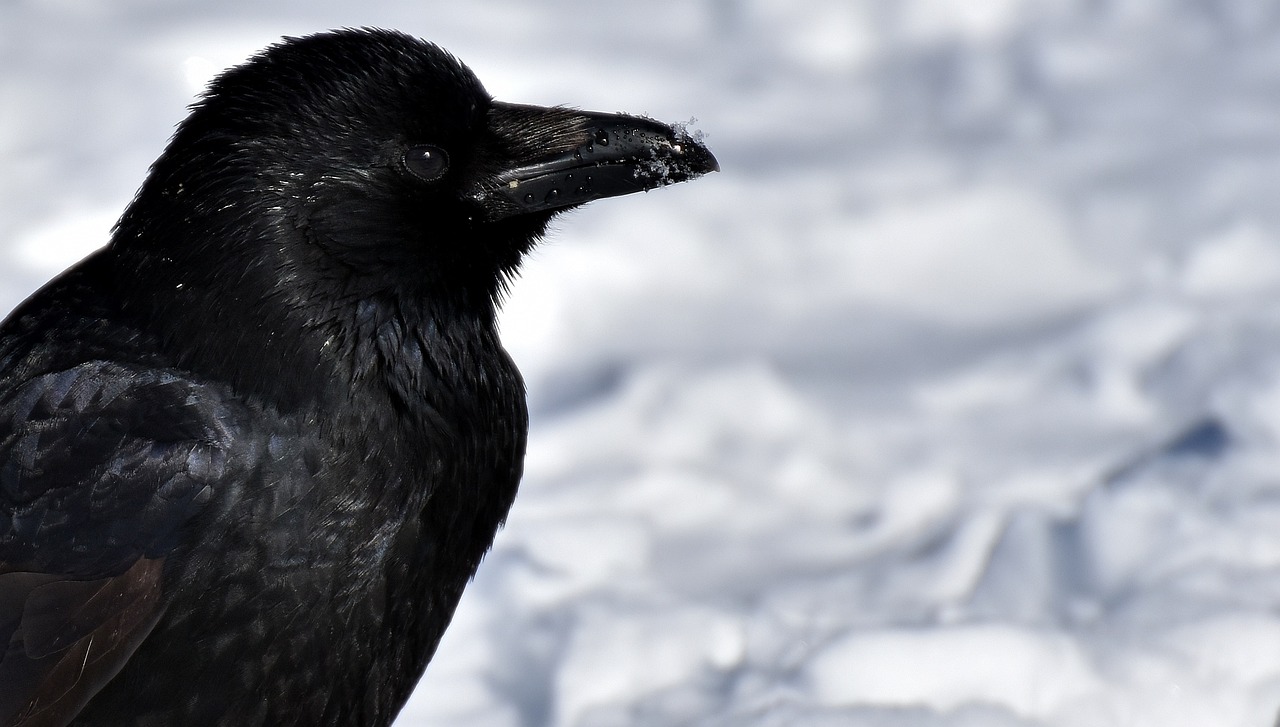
[6,1,1280,725]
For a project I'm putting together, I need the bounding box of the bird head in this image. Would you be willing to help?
[113,29,718,310]
[105,28,716,409]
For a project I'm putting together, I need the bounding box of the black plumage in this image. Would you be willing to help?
[0,29,716,726]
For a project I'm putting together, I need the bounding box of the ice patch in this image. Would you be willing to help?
[806,624,1102,719]
[828,187,1120,327]
[502,516,651,607]
[1180,222,1280,299]
[762,2,880,72]
[898,0,1031,43]
[555,605,745,727]
[1162,615,1280,687]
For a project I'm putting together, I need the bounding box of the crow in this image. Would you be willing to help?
[0,28,716,726]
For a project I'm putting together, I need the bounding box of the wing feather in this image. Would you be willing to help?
[0,361,233,726]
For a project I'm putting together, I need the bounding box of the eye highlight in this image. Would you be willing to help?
[403,145,449,182]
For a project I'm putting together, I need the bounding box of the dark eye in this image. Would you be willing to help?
[403,145,449,182]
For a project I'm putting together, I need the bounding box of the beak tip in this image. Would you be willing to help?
[675,141,719,181]
[698,147,721,175]
[476,106,719,220]
[673,128,719,179]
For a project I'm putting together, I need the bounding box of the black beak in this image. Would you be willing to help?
[470,102,719,221]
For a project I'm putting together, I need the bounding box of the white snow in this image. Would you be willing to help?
[806,623,1102,719]
[828,185,1118,326]
[5,1,1280,725]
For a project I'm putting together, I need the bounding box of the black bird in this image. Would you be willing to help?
[0,29,716,726]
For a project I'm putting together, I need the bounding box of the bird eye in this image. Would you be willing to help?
[403,145,449,182]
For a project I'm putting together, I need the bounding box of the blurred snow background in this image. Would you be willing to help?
[6,1,1280,725]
